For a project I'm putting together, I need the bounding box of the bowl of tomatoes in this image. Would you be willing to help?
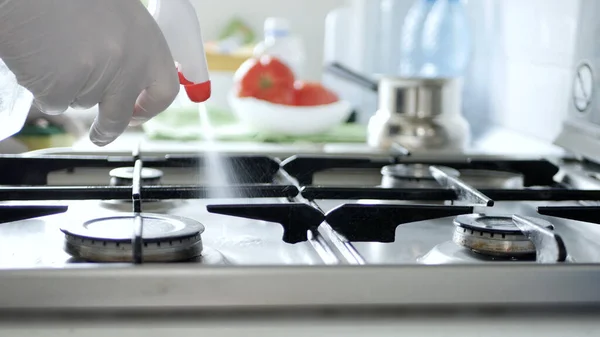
[228,55,352,136]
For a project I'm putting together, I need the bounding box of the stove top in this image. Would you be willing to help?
[2,147,600,310]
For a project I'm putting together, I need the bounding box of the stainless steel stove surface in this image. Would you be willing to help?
[0,197,323,268]
[2,149,600,312]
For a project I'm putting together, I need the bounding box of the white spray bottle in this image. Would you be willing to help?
[149,0,212,103]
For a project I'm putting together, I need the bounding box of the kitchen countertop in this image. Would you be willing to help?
[27,125,566,158]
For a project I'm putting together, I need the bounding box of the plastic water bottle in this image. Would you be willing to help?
[380,0,412,74]
[396,0,438,77]
[253,17,306,77]
[421,0,471,78]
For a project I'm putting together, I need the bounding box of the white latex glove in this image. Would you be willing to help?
[0,0,179,146]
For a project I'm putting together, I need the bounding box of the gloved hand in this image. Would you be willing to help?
[0,0,180,146]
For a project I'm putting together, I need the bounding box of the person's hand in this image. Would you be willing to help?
[0,0,180,146]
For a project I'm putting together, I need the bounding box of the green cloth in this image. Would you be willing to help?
[143,105,367,144]
[18,123,66,136]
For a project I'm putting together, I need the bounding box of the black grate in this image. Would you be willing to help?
[300,186,600,201]
[281,155,560,186]
[0,151,595,264]
[0,154,280,185]
[0,185,299,201]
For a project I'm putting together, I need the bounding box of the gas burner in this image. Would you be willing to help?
[380,164,460,188]
[458,169,524,189]
[452,214,554,258]
[65,247,227,265]
[419,241,528,264]
[419,241,574,264]
[60,213,205,263]
[109,167,163,186]
[102,166,175,211]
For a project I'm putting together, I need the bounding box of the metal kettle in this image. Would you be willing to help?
[325,63,470,152]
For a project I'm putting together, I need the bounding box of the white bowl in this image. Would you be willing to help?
[228,92,352,136]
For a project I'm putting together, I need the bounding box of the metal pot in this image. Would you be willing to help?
[324,63,469,152]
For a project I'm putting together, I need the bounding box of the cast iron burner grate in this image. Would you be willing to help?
[0,150,297,264]
[0,149,595,264]
[0,153,281,185]
[283,155,600,202]
[280,155,562,186]
[207,156,576,264]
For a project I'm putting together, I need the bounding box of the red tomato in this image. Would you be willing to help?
[234,55,295,105]
[293,81,339,106]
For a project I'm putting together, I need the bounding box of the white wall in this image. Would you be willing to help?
[485,0,580,142]
[189,0,583,144]
[190,0,346,80]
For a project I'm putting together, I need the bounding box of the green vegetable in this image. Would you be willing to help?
[218,17,255,45]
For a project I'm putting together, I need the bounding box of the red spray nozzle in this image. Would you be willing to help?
[178,71,211,103]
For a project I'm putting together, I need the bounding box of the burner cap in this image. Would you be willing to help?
[381,164,460,180]
[109,167,163,186]
[452,214,554,258]
[61,213,204,263]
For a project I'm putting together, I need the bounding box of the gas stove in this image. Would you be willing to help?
[2,144,600,312]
